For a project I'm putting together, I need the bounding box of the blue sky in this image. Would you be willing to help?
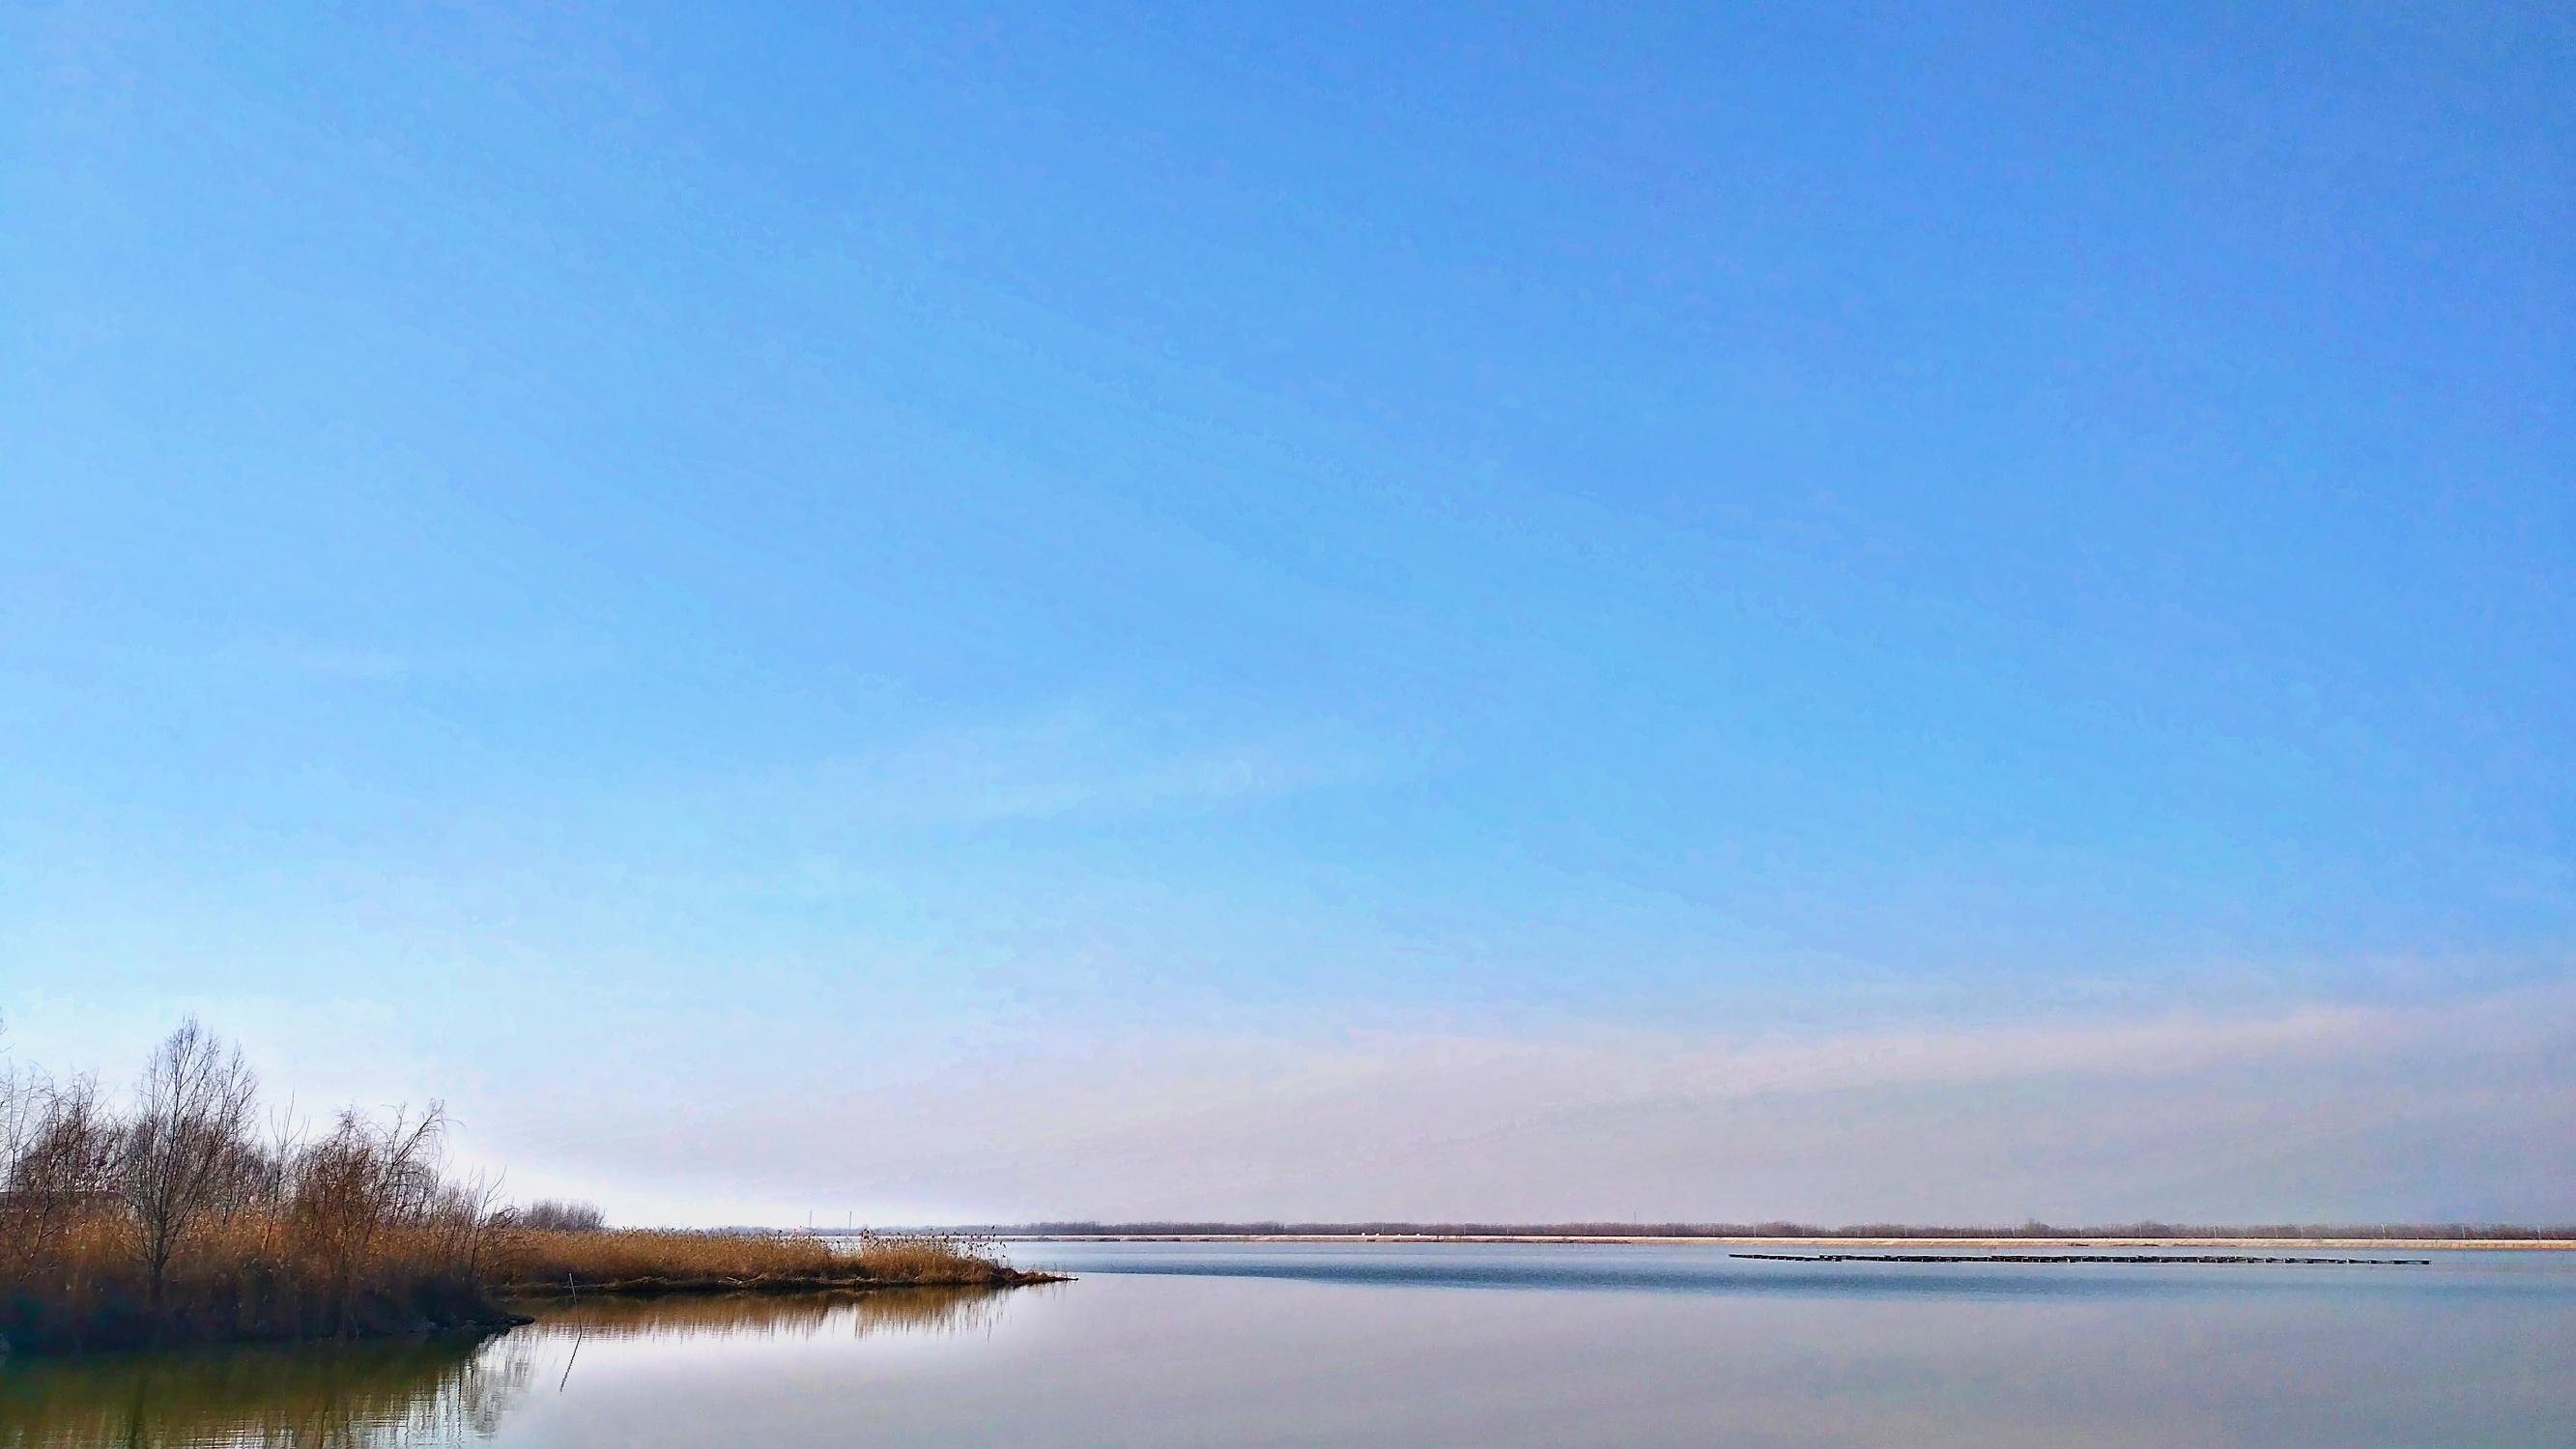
[5,3,2570,1223]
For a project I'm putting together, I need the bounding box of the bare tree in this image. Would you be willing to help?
[1,1072,121,1277]
[439,1169,510,1278]
[4,1021,523,1350]
[0,1017,27,1192]
[293,1102,450,1328]
[119,1018,260,1309]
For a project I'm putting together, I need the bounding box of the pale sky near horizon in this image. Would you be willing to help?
[5,4,2571,1226]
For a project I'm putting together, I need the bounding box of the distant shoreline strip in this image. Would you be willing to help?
[1730,1252,2429,1265]
[985,1234,2572,1250]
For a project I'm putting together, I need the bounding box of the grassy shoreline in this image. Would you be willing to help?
[494,1228,1063,1300]
[501,1269,1065,1299]
[0,1022,1051,1357]
[2,1228,1055,1357]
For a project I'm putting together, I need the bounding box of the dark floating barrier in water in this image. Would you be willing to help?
[1730,1253,2432,1265]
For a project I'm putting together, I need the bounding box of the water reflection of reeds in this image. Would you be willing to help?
[514,1285,1014,1343]
[0,1290,1017,1448]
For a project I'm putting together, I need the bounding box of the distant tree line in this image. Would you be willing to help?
[515,1198,608,1233]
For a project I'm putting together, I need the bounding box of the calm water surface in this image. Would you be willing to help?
[6,1242,2573,1447]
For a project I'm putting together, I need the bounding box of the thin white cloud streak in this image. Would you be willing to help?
[810,705,1393,827]
[479,981,2576,1225]
[197,633,629,685]
[209,640,418,682]
[15,970,2565,1225]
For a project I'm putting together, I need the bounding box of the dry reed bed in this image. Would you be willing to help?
[496,1230,1053,1296]
[2,1021,1046,1355]
[3,1220,1045,1354]
[3,1213,515,1355]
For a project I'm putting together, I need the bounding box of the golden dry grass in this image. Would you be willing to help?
[4,1216,1042,1354]
[1,1210,505,1355]
[492,1229,1042,1294]
[1,1023,1051,1356]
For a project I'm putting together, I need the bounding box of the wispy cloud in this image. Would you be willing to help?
[508,981,2576,1224]
[201,633,626,685]
[811,705,1394,827]
[211,639,417,682]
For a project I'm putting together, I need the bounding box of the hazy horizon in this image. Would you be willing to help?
[7,4,2570,1229]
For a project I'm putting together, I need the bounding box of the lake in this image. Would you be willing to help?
[6,1241,2573,1446]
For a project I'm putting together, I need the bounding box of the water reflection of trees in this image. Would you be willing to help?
[0,1289,1016,1448]
[0,1335,524,1449]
